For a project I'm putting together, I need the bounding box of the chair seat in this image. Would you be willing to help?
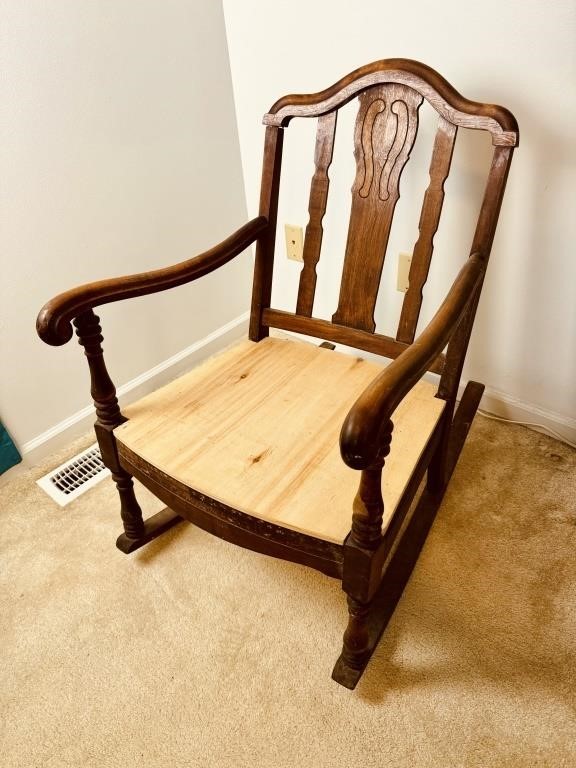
[115,337,445,544]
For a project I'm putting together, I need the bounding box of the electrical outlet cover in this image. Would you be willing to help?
[397,252,412,292]
[285,224,304,262]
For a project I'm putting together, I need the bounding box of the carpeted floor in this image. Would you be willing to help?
[1,416,575,767]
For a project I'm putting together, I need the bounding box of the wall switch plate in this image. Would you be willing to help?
[285,224,304,262]
[397,252,412,292]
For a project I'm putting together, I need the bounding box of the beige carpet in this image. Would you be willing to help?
[1,416,575,767]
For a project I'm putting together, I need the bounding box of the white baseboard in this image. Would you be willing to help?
[472,383,576,447]
[22,311,250,464]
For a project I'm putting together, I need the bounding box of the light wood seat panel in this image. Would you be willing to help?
[115,338,445,544]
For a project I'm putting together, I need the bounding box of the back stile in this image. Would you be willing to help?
[439,145,515,400]
[396,117,457,344]
[249,126,284,341]
[296,111,338,316]
[332,83,423,332]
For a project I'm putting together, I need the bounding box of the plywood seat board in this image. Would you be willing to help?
[115,338,445,544]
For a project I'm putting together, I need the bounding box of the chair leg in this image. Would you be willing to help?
[113,469,145,540]
[113,469,183,554]
[332,595,371,689]
[341,596,371,669]
[332,380,486,689]
[427,405,454,495]
[332,590,383,690]
[332,489,441,690]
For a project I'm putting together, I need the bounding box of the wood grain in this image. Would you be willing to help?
[264,58,519,147]
[340,252,484,469]
[332,84,422,332]
[262,309,446,374]
[118,443,344,577]
[37,217,267,347]
[73,309,144,540]
[397,117,457,343]
[296,111,337,316]
[114,338,445,545]
[440,146,514,401]
[249,126,284,341]
[35,58,518,690]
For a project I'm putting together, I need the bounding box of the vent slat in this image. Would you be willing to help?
[37,444,111,507]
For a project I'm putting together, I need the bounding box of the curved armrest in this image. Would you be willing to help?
[37,216,268,346]
[340,252,484,469]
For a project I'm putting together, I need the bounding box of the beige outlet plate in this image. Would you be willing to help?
[397,252,412,292]
[285,224,304,262]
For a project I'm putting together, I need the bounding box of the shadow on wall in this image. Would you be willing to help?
[466,96,576,411]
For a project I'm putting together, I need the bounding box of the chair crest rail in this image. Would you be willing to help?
[37,216,268,346]
[264,59,518,148]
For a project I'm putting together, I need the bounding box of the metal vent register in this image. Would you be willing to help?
[37,444,110,506]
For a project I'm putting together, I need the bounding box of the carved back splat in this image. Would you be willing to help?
[258,59,518,371]
[332,83,423,332]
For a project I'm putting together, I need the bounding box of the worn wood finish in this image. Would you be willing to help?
[38,217,267,347]
[340,418,442,604]
[116,507,184,554]
[332,379,484,688]
[332,84,423,332]
[36,60,518,691]
[349,429,391,551]
[339,421,392,671]
[427,146,514,492]
[296,112,337,316]
[262,309,446,374]
[114,338,445,545]
[440,147,514,401]
[397,117,457,343]
[340,253,483,470]
[73,310,145,540]
[249,126,284,341]
[264,58,519,148]
[118,443,344,578]
[73,311,126,429]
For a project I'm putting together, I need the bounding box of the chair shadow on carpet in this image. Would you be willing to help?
[127,497,574,708]
[349,516,575,706]
[119,432,574,708]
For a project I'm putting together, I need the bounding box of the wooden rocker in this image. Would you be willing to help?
[37,59,518,689]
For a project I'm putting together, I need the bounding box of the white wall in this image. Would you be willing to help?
[223,0,576,439]
[1,0,253,458]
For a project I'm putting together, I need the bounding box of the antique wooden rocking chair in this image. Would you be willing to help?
[37,59,518,688]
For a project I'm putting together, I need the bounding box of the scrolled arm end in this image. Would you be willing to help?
[340,405,389,470]
[35,216,269,347]
[36,302,75,346]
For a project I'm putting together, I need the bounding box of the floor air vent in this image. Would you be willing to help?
[37,443,110,506]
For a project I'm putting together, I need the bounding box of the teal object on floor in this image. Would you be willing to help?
[0,422,21,475]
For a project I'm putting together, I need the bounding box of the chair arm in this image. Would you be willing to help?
[37,216,268,346]
[340,252,484,469]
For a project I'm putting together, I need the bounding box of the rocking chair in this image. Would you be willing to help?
[37,59,518,688]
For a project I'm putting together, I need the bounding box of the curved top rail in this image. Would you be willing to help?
[264,58,518,147]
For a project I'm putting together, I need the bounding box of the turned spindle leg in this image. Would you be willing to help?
[341,596,371,669]
[73,311,145,541]
[112,471,145,541]
[73,310,182,552]
[333,420,393,687]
